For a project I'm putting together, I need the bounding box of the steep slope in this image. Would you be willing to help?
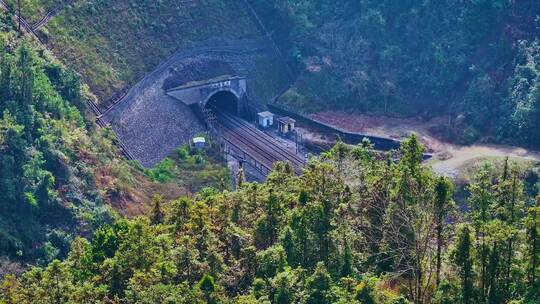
[38,0,276,108]
[251,0,540,146]
[0,12,228,268]
[0,15,116,265]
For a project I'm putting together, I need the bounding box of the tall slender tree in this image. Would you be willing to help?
[468,166,495,301]
[434,176,453,286]
[453,225,474,304]
[525,200,540,299]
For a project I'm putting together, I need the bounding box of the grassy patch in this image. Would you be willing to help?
[145,141,230,193]
[42,0,262,106]
[454,156,539,185]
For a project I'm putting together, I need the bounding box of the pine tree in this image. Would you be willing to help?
[49,260,64,304]
[170,197,191,241]
[236,167,245,189]
[453,225,474,304]
[299,189,309,206]
[525,202,540,300]
[355,280,376,304]
[497,164,523,301]
[15,44,34,138]
[254,191,283,249]
[198,274,216,303]
[150,194,164,225]
[290,209,313,268]
[281,226,296,266]
[306,262,332,304]
[340,238,353,277]
[274,270,295,304]
[434,176,453,286]
[468,166,495,301]
[0,54,13,104]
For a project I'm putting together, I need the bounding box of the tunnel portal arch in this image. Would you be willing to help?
[166,76,247,116]
[202,89,240,114]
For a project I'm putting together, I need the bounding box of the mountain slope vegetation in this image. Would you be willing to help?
[39,0,264,108]
[0,14,117,264]
[0,13,228,268]
[0,1,539,303]
[1,137,539,303]
[252,0,540,146]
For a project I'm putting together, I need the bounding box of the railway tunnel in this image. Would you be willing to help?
[166,75,306,175]
[165,76,247,117]
[205,90,239,115]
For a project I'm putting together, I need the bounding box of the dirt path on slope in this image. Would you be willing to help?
[427,145,540,177]
[310,111,540,177]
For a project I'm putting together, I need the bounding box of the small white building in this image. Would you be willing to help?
[277,116,296,135]
[257,111,274,128]
[192,137,206,149]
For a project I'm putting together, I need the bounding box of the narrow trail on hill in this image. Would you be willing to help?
[310,111,540,178]
[428,145,540,178]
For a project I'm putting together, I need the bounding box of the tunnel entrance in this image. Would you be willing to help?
[205,90,239,114]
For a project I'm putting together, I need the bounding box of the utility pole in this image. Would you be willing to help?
[295,131,298,153]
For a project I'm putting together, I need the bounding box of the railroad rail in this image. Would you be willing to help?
[214,110,305,175]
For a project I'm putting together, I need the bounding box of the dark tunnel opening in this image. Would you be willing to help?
[205,91,238,115]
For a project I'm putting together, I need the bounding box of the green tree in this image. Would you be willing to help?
[306,262,332,304]
[198,274,216,303]
[150,194,164,225]
[273,269,297,304]
[355,278,376,304]
[254,191,283,249]
[340,238,353,278]
[15,44,34,139]
[468,165,495,300]
[525,203,540,300]
[452,225,474,304]
[49,260,64,304]
[0,53,13,104]
[434,176,453,286]
[256,245,288,279]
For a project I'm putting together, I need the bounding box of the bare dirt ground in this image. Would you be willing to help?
[310,111,540,178]
[310,111,449,153]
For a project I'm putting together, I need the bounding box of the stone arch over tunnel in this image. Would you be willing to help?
[204,90,239,114]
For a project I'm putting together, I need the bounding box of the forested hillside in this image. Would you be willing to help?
[252,0,540,146]
[0,13,117,265]
[1,136,539,303]
[0,1,539,303]
[0,13,228,269]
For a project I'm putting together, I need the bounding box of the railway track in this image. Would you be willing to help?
[215,110,305,174]
[219,118,283,168]
[32,7,57,30]
[220,112,305,166]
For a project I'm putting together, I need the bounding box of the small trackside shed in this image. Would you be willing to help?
[193,137,206,149]
[257,111,274,128]
[277,116,296,135]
